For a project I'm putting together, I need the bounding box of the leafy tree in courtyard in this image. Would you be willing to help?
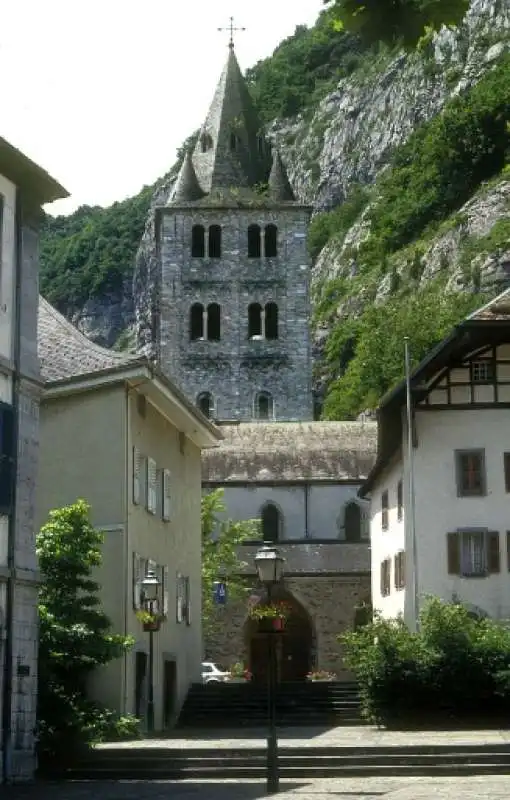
[37,500,136,764]
[202,489,261,636]
[325,0,469,48]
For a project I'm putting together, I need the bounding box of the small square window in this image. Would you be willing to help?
[381,490,389,530]
[471,360,494,384]
[455,449,486,497]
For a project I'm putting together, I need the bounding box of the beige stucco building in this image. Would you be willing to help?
[0,139,67,783]
[36,298,221,730]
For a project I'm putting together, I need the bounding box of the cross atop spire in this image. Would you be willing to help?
[217,16,246,49]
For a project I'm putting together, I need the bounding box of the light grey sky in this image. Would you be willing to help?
[3,0,323,215]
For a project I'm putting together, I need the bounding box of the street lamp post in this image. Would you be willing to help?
[254,543,285,795]
[141,567,161,734]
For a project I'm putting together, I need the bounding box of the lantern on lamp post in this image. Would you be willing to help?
[141,567,161,734]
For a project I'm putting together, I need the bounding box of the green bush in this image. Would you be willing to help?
[341,597,510,724]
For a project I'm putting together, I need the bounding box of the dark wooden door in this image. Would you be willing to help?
[135,651,147,719]
[163,659,177,729]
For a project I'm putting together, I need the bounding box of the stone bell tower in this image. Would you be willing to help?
[146,42,313,422]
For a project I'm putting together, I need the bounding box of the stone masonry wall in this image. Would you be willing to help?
[206,573,371,680]
[158,205,313,421]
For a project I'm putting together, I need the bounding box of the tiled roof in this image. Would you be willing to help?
[468,287,510,321]
[202,421,378,482]
[38,297,141,383]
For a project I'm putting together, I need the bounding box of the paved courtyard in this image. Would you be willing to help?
[4,776,510,799]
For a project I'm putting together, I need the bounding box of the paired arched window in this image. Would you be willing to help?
[248,302,279,340]
[200,133,213,152]
[191,225,222,258]
[265,224,278,258]
[248,225,261,258]
[261,503,282,543]
[246,224,278,258]
[189,303,221,341]
[344,501,362,543]
[197,392,214,418]
[255,392,274,420]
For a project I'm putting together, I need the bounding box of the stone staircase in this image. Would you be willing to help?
[177,680,363,728]
[55,743,510,780]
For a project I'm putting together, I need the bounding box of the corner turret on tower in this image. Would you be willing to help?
[268,149,296,202]
[170,151,206,203]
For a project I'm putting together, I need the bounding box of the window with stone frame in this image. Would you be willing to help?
[255,392,273,420]
[381,490,389,530]
[455,449,486,497]
[264,224,277,258]
[471,359,494,384]
[248,224,261,258]
[261,503,282,542]
[380,558,391,597]
[208,225,222,258]
[191,225,205,258]
[344,500,362,542]
[447,529,500,577]
[265,302,278,340]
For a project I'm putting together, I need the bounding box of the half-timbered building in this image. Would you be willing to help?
[361,287,510,626]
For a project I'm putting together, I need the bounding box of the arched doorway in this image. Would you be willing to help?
[244,587,314,683]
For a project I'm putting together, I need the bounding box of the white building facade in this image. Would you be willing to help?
[362,289,510,627]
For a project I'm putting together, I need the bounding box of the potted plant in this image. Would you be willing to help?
[306,669,337,682]
[229,662,252,683]
[248,601,291,631]
[136,609,162,632]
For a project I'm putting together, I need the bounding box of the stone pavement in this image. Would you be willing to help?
[97,723,510,749]
[4,776,510,799]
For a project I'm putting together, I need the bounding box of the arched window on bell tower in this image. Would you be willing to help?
[190,303,204,340]
[248,303,263,339]
[197,392,215,418]
[208,225,222,258]
[261,503,282,542]
[248,224,261,258]
[264,224,278,258]
[191,225,205,258]
[255,392,274,420]
[265,302,278,340]
[207,303,221,341]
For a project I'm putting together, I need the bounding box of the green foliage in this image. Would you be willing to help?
[246,9,370,123]
[326,0,470,49]
[37,500,136,765]
[201,489,260,636]
[308,185,370,263]
[323,283,485,419]
[341,597,510,724]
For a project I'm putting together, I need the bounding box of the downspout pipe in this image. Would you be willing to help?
[2,191,23,783]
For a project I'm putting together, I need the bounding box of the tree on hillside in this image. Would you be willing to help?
[37,500,136,764]
[325,0,469,48]
[202,489,261,636]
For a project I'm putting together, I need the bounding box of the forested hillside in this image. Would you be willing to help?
[40,0,510,419]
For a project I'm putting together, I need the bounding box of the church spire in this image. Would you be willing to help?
[268,149,296,202]
[191,47,271,195]
[169,150,205,203]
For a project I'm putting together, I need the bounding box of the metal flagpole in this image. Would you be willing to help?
[404,337,419,630]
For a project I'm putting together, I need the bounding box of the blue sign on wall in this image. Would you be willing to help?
[214,581,227,605]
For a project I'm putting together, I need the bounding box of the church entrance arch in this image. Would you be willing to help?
[244,587,314,683]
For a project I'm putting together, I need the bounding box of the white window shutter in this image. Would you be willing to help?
[162,566,169,617]
[176,574,184,623]
[147,457,157,514]
[163,469,171,521]
[133,447,141,505]
[133,552,141,609]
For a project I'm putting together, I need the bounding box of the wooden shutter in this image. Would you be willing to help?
[147,458,157,514]
[507,532,510,572]
[162,566,169,617]
[447,532,460,575]
[400,551,406,589]
[380,561,385,596]
[162,469,171,521]
[185,577,191,626]
[132,447,141,505]
[132,552,141,609]
[394,554,399,589]
[487,531,500,574]
[504,453,510,493]
[176,574,184,623]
